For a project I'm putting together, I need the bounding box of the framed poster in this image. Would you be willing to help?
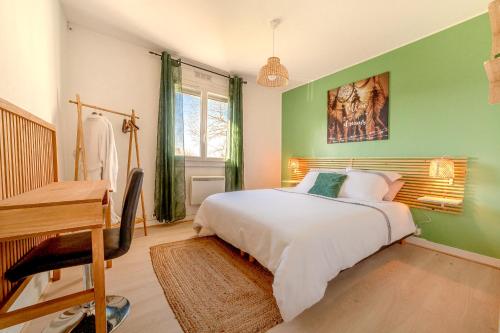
[327,72,389,144]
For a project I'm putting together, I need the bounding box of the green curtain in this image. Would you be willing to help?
[154,52,186,223]
[225,76,244,191]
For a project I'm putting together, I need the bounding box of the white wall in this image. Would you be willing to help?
[0,0,65,125]
[60,24,282,221]
[243,81,283,189]
[0,1,66,332]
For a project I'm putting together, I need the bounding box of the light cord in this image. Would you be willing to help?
[272,27,275,56]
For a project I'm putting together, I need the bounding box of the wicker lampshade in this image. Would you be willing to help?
[288,158,299,170]
[429,158,455,180]
[288,158,299,177]
[257,57,289,87]
[258,19,289,88]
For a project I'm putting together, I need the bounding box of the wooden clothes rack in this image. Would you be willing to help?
[70,94,147,236]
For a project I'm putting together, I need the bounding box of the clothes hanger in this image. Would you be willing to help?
[122,119,130,133]
[122,119,139,133]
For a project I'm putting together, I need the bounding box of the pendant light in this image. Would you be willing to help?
[257,18,289,87]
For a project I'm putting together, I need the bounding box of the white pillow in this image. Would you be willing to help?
[294,169,347,193]
[346,168,402,185]
[338,171,389,201]
[383,180,405,201]
[294,171,319,193]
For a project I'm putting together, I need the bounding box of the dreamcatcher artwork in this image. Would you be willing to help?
[327,72,389,144]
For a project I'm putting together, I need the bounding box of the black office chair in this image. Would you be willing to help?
[5,168,144,333]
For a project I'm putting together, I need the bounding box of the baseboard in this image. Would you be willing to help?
[406,236,500,269]
[135,216,194,228]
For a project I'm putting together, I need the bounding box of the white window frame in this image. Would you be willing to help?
[181,67,229,163]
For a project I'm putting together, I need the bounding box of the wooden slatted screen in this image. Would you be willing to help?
[290,157,467,214]
[0,98,58,311]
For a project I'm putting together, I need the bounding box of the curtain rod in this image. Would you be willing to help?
[149,51,247,84]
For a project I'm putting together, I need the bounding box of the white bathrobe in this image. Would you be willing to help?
[82,114,119,222]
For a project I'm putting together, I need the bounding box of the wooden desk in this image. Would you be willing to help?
[0,180,110,333]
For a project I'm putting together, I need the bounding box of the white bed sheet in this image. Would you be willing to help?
[193,188,415,321]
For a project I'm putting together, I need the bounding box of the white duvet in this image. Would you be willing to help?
[193,189,415,321]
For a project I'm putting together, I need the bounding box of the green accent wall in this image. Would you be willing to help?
[282,14,500,259]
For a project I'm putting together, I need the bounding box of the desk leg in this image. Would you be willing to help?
[91,228,106,333]
[52,234,62,281]
[105,199,112,269]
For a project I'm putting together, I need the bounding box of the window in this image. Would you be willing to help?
[206,94,229,159]
[182,89,202,157]
[178,69,229,161]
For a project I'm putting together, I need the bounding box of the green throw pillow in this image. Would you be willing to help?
[308,173,347,198]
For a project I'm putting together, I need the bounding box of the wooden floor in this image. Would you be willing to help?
[23,222,499,333]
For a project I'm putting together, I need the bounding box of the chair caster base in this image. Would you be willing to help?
[42,295,130,333]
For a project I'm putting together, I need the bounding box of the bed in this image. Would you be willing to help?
[193,186,416,321]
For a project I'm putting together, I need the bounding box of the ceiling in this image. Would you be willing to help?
[60,0,489,89]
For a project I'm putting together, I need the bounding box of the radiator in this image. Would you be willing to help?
[190,176,225,205]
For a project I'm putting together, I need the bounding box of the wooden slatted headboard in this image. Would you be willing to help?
[290,157,467,214]
[0,98,58,311]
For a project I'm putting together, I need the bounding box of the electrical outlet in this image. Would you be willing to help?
[414,227,422,236]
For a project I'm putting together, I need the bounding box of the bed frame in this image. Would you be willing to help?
[289,157,467,214]
[0,98,59,312]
